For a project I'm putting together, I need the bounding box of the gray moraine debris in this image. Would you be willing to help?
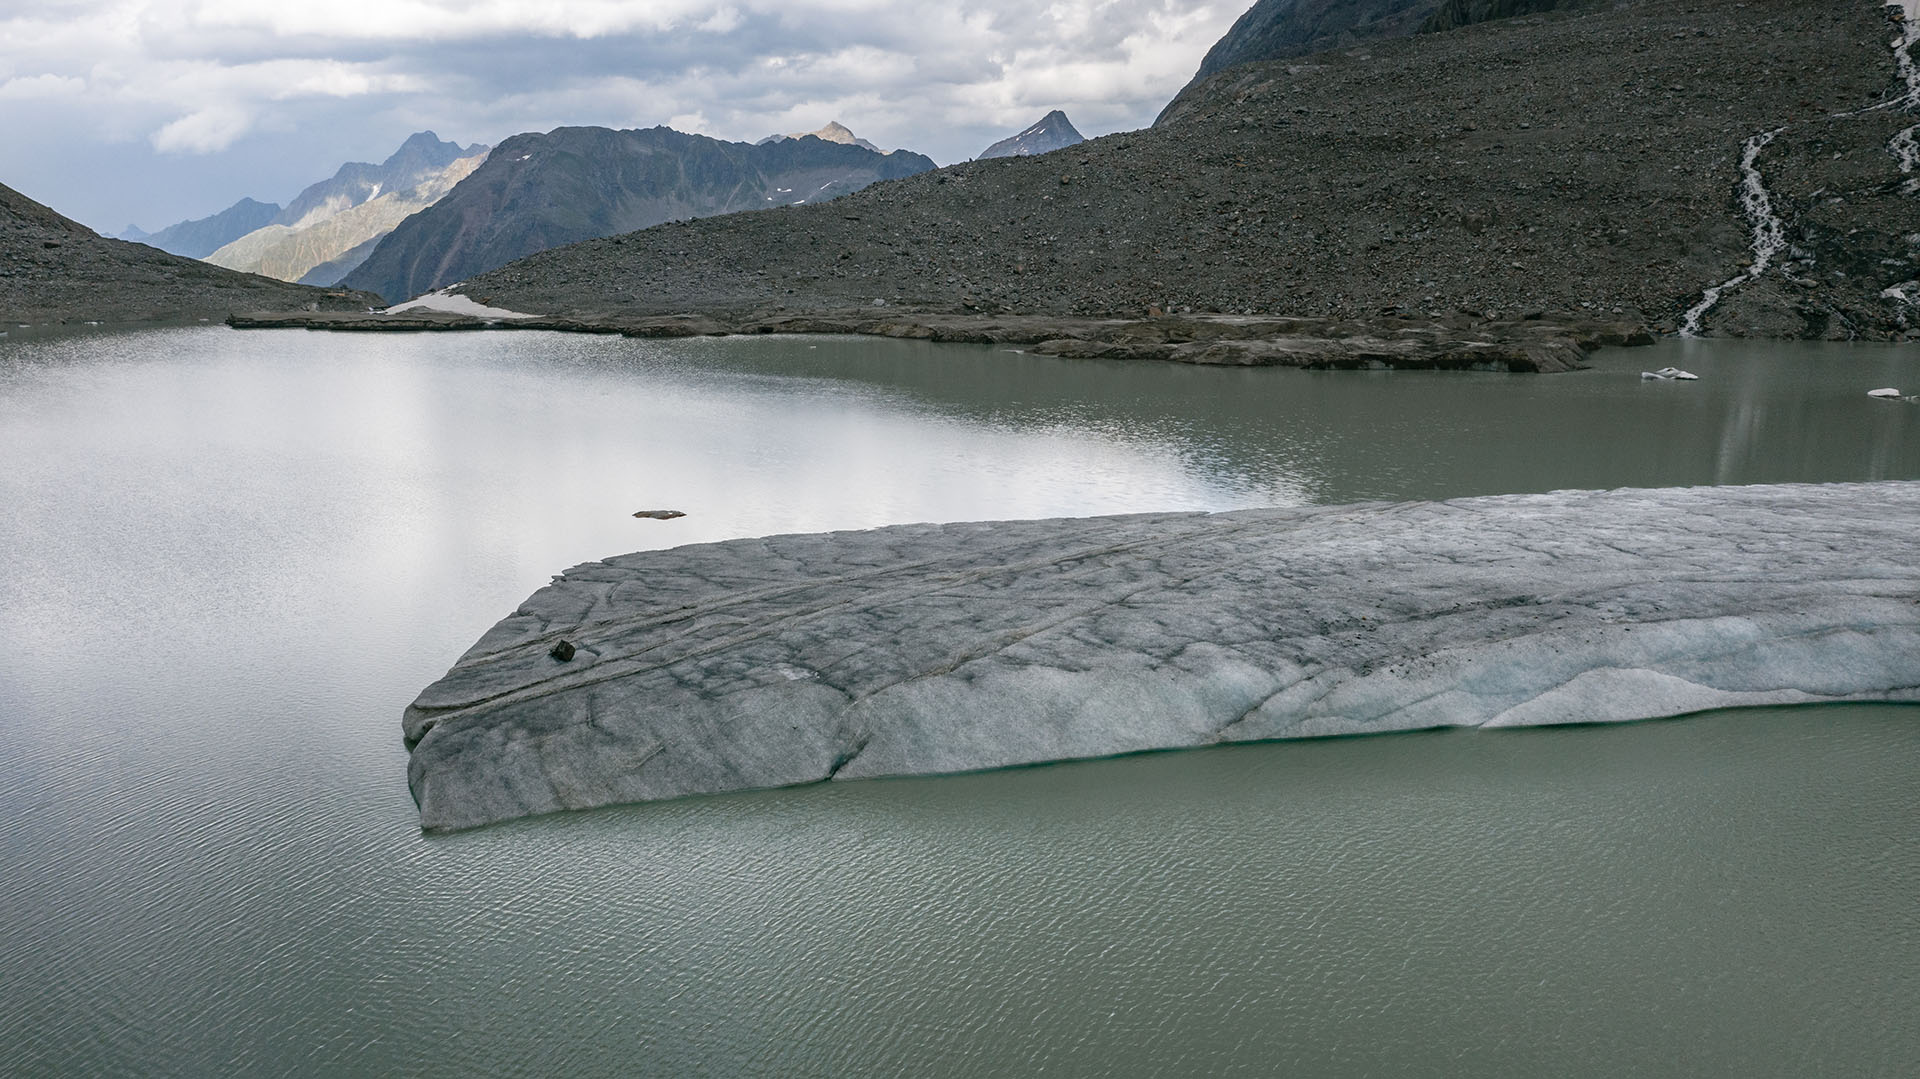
[405,482,1920,830]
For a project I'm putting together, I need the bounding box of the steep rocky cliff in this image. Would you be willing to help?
[341,126,935,303]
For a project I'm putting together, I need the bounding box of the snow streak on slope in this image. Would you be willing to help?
[1679,128,1788,337]
[1888,2,1920,188]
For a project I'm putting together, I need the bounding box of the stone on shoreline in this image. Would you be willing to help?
[403,482,1920,830]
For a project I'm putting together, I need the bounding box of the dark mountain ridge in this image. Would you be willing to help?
[341,125,935,303]
[0,182,377,324]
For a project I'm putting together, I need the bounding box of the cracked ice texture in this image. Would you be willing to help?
[403,483,1920,830]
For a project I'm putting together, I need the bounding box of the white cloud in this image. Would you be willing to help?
[695,6,743,33]
[0,73,87,99]
[152,102,253,152]
[174,0,736,41]
[665,110,711,134]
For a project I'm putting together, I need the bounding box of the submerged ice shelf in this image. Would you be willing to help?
[404,483,1920,830]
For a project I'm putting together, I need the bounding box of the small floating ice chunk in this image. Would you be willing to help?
[1641,367,1700,381]
[1868,387,1915,401]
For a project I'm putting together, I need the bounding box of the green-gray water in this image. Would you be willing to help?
[1,328,1915,1075]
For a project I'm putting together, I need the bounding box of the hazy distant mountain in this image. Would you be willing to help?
[757,121,882,153]
[978,111,1085,159]
[270,131,485,232]
[139,132,486,282]
[0,180,376,324]
[341,125,935,303]
[142,197,282,259]
[205,145,489,285]
[113,224,149,242]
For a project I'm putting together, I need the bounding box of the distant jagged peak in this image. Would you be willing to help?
[276,131,490,232]
[757,120,882,153]
[381,130,491,170]
[978,109,1085,159]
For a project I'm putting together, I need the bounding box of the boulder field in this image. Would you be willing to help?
[404,482,1920,830]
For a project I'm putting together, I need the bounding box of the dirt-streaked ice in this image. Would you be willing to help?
[404,483,1920,830]
[384,289,534,319]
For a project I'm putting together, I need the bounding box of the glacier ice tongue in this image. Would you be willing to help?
[404,482,1920,830]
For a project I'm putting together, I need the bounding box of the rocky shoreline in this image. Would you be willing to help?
[404,482,1920,831]
[228,307,1651,373]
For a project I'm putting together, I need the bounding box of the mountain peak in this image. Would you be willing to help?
[758,121,882,153]
[978,110,1085,159]
[380,131,480,171]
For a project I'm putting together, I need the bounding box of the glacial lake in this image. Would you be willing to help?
[2,326,1916,1076]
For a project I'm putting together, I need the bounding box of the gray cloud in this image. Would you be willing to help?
[0,1,1240,231]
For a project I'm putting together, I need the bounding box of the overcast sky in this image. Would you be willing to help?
[0,0,1243,233]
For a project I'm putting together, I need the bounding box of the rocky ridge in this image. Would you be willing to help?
[1157,0,1586,121]
[141,197,282,259]
[403,481,1920,830]
[342,125,936,303]
[0,182,379,325]
[204,149,489,286]
[758,121,882,152]
[139,132,486,272]
[444,0,1919,340]
[269,131,487,234]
